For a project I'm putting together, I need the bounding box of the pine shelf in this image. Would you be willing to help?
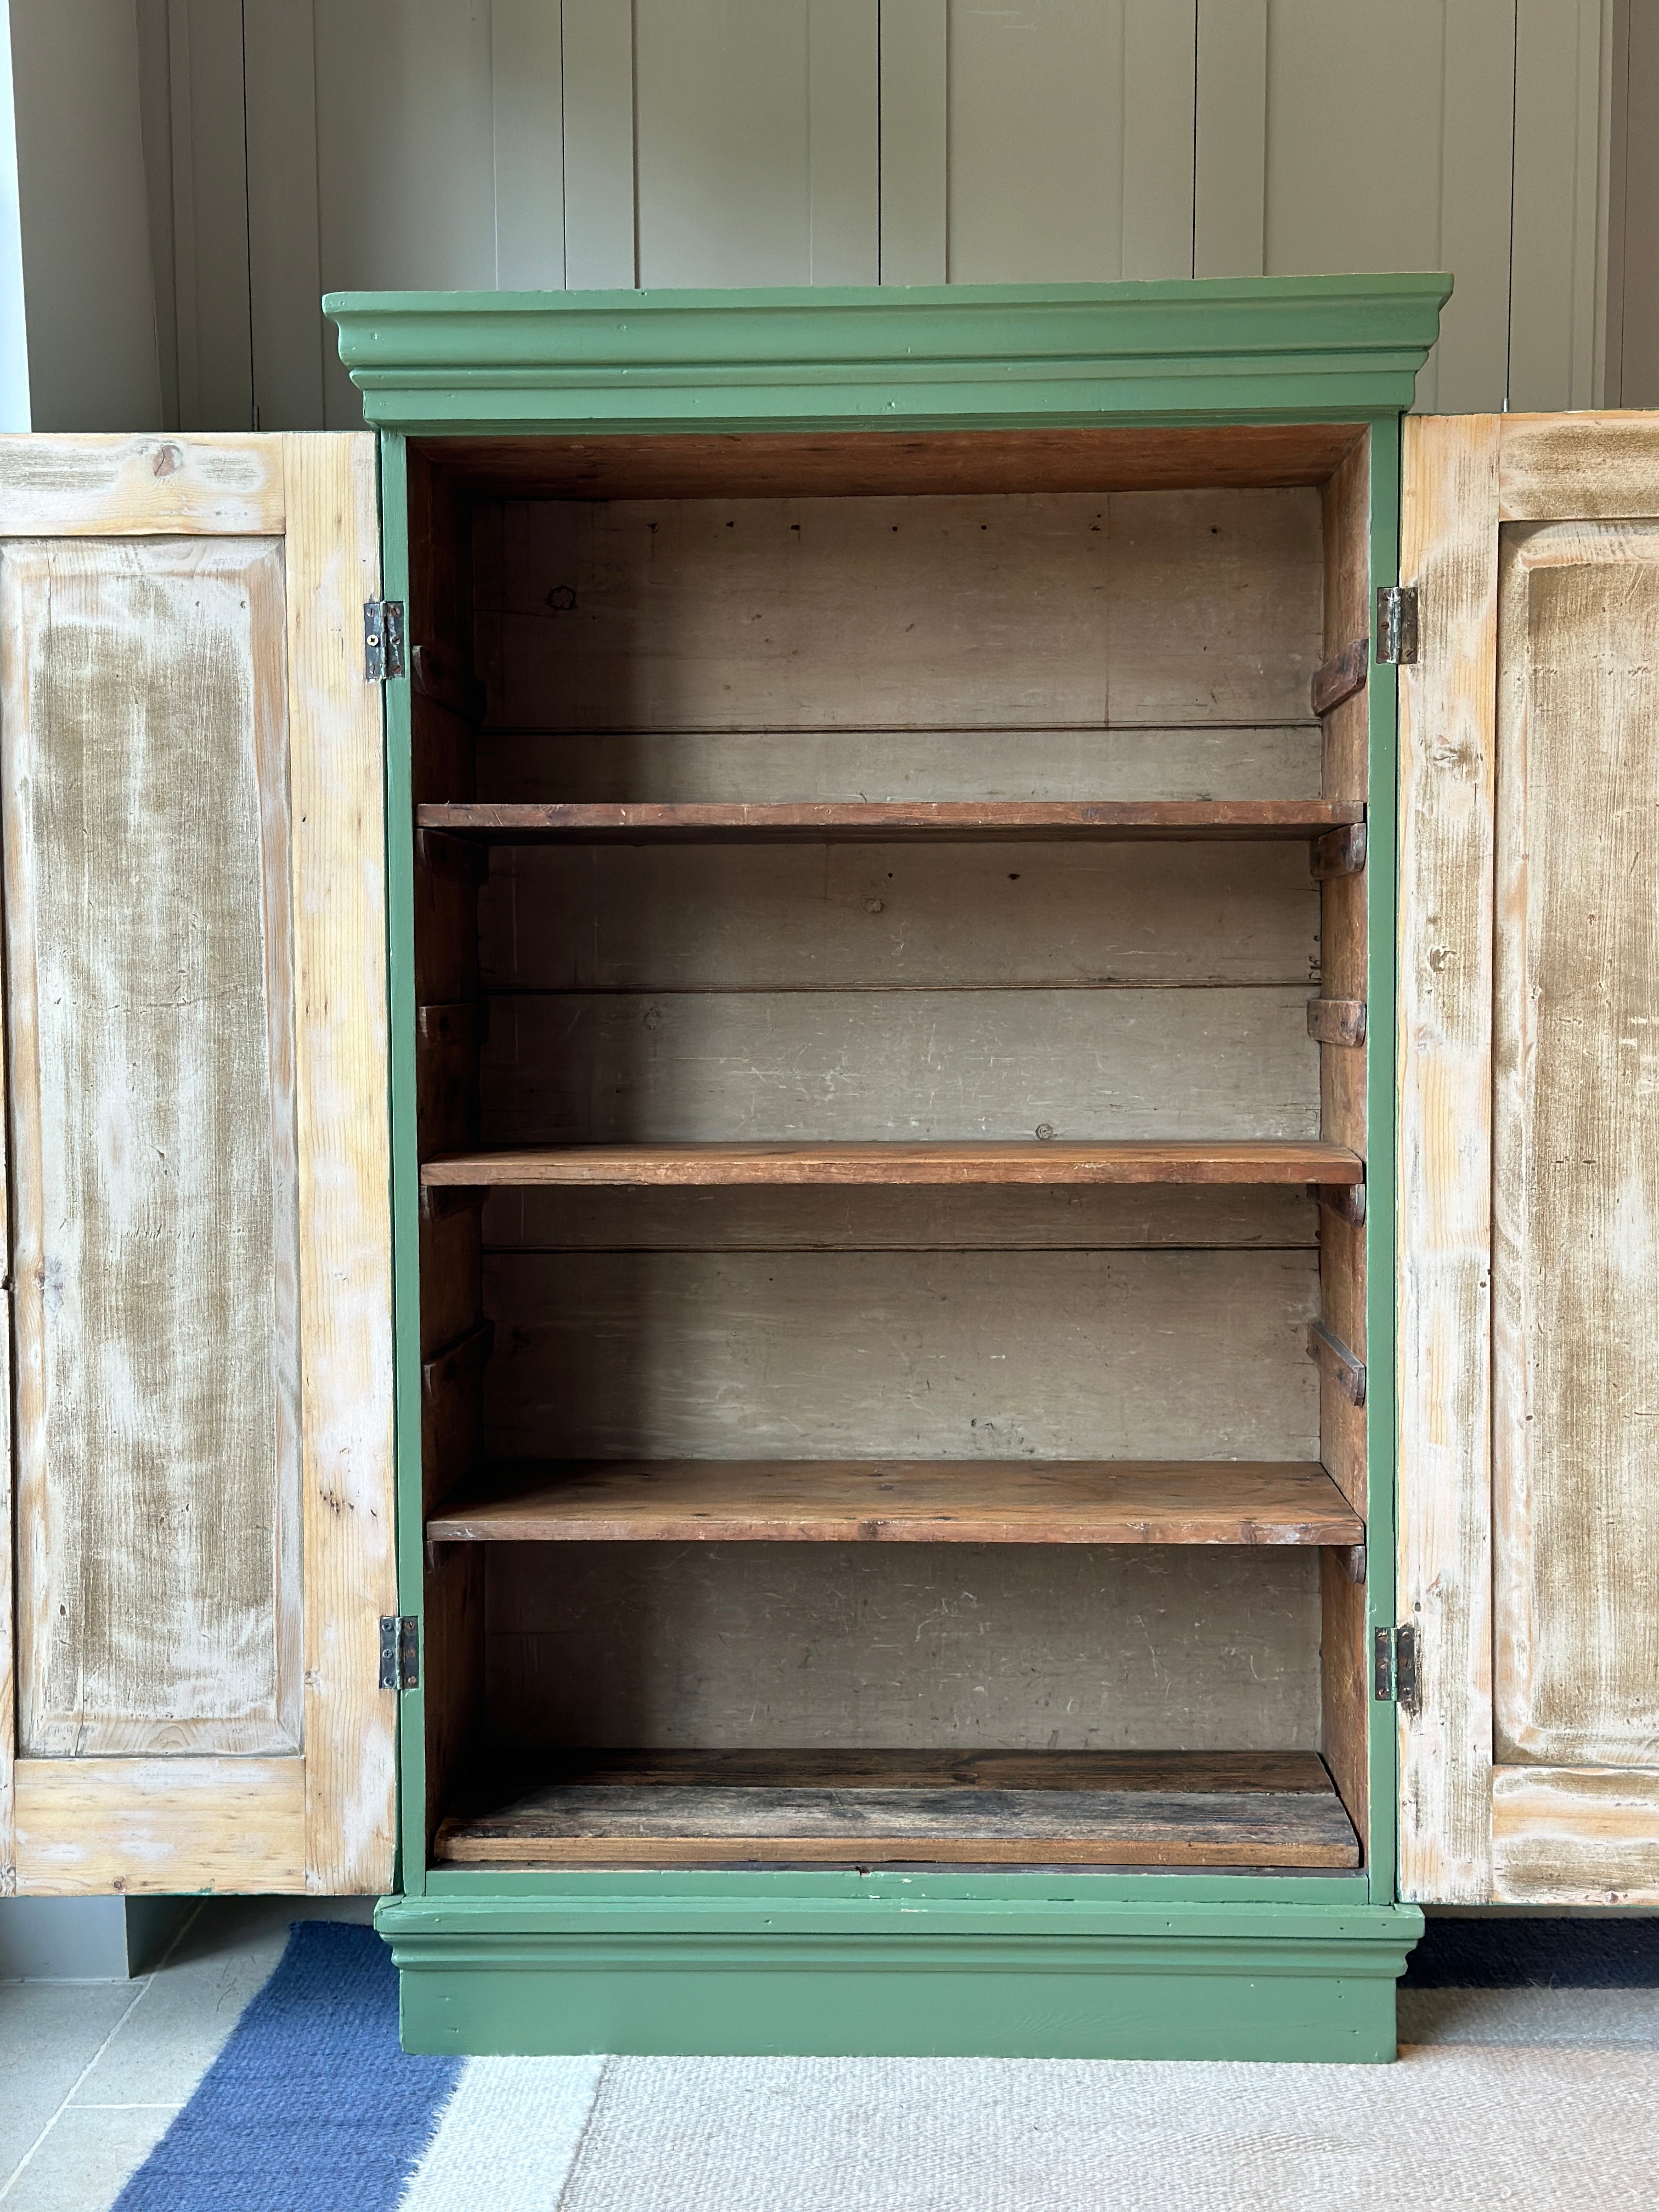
[426,1458,1364,1548]
[419,1139,1364,1188]
[415,798,1364,844]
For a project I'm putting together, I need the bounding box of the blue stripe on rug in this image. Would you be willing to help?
[111,1921,461,2212]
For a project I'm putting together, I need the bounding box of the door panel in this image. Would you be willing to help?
[5,537,300,1759]
[0,433,395,1895]
[1401,414,1659,1905]
[1493,522,1659,1770]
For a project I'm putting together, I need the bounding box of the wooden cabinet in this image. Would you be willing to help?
[4,279,1655,2056]
[1399,413,1659,1906]
[0,434,397,1897]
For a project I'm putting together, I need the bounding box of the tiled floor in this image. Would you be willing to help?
[4,1908,1656,2212]
[0,1898,377,2211]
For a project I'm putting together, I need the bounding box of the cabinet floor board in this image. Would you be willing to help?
[427,1458,1363,1547]
[433,1748,1359,1869]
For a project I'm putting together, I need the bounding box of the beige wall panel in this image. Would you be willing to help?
[4,537,300,1760]
[1122,1,1197,280]
[562,0,637,290]
[479,489,1323,732]
[490,0,566,290]
[808,0,879,284]
[165,0,255,431]
[1194,0,1265,278]
[634,1,811,287]
[478,840,1319,992]
[481,1182,1317,1252]
[879,0,946,284]
[1435,0,1521,413]
[13,1758,305,1895]
[243,0,327,432]
[1397,414,1500,1903]
[946,1,1125,283]
[312,0,497,426]
[1491,521,1659,1769]
[1492,1768,1659,1904]
[482,986,1317,1146]
[1509,0,1610,412]
[0,435,284,535]
[284,434,398,1894]
[483,1247,1320,1463]
[487,1542,1321,1753]
[475,726,1322,805]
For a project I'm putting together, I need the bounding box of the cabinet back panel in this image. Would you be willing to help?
[479,841,1319,992]
[472,488,1324,736]
[481,987,1316,1146]
[483,1248,1319,1464]
[3,540,300,1758]
[481,1183,1316,1252]
[484,1542,1321,1753]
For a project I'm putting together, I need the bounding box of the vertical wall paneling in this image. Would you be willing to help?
[1509,0,1611,409]
[166,0,254,430]
[1122,1,1197,281]
[562,0,637,289]
[1612,0,1659,404]
[634,1,811,287]
[1193,0,1266,278]
[1432,0,1518,414]
[809,0,879,284]
[8,0,163,431]
[491,0,567,290]
[946,2,1125,283]
[244,0,326,431]
[879,0,947,284]
[134,0,179,431]
[312,3,498,429]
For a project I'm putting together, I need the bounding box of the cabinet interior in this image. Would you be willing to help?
[405,421,1373,1876]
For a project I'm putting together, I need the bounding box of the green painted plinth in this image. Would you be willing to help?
[377,1882,1421,2063]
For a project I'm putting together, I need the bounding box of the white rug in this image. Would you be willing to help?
[392,2006,1659,2212]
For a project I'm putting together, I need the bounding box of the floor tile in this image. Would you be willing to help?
[0,1983,141,2182]
[1,2103,177,2212]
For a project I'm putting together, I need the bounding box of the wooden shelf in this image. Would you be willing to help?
[420,1139,1364,1189]
[428,1459,1363,1548]
[433,1749,1361,1870]
[415,799,1363,844]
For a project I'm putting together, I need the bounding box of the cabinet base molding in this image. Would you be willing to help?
[376,1888,1421,2062]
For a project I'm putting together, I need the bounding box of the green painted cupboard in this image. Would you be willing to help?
[4,277,1658,2062]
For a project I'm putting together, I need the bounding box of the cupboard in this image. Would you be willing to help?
[0,279,1654,2062]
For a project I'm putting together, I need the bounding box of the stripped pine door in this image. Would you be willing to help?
[1400,414,1659,1903]
[0,436,396,1894]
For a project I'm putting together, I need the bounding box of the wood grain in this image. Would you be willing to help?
[285,433,398,1895]
[428,1458,1362,1547]
[1492,1767,1659,1904]
[476,988,1321,1149]
[0,433,285,535]
[421,799,1359,843]
[430,424,1364,501]
[473,723,1324,806]
[12,1757,304,1894]
[432,1747,1358,1869]
[3,538,301,1760]
[478,838,1319,994]
[481,1247,1319,1466]
[476,488,1324,733]
[479,1182,1317,1254]
[426,1141,1362,1187]
[1497,413,1659,521]
[1396,413,1500,1903]
[1310,636,1368,718]
[1491,520,1659,1770]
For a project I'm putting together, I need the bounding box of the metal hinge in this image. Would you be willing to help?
[1376,585,1418,665]
[364,600,406,682]
[379,1614,420,1690]
[1374,1623,1419,1711]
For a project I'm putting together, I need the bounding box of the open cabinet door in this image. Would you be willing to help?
[1400,414,1659,1904]
[0,435,396,1895]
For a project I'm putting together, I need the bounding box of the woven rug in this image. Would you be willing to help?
[110,1917,1659,2212]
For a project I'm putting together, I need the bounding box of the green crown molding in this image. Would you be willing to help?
[325,274,1451,436]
